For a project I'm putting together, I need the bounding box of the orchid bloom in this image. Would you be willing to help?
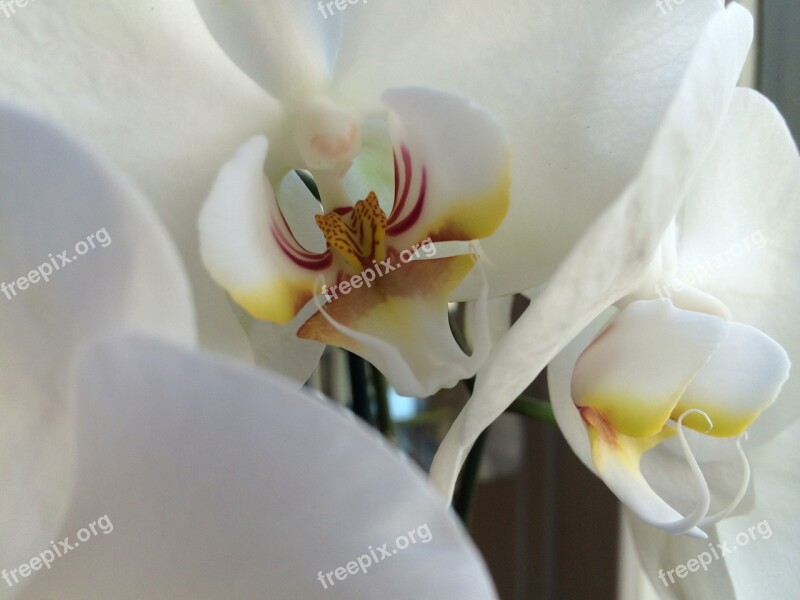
[550,299,789,538]
[432,2,800,593]
[552,78,800,542]
[430,1,755,499]
[0,103,498,600]
[198,87,510,396]
[0,0,732,387]
[617,88,800,597]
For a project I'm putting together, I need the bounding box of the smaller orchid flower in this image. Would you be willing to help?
[429,2,756,500]
[549,299,789,538]
[198,87,510,396]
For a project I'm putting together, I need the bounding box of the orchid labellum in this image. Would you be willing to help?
[550,299,789,538]
[198,87,510,396]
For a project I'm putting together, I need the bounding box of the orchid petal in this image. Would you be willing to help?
[626,512,738,599]
[381,87,511,251]
[0,105,196,571]
[675,89,800,441]
[11,334,497,600]
[298,256,487,397]
[548,314,707,538]
[429,4,753,500]
[552,300,786,535]
[337,0,725,285]
[465,295,515,348]
[198,136,333,325]
[194,0,341,99]
[572,300,727,439]
[0,2,279,358]
[673,323,790,437]
[628,421,800,599]
[713,423,800,598]
[233,302,326,386]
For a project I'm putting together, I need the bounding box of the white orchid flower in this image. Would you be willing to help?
[617,85,800,597]
[434,9,800,594]
[430,1,756,498]
[550,76,800,543]
[198,87,510,397]
[550,298,789,538]
[0,103,498,600]
[0,0,730,390]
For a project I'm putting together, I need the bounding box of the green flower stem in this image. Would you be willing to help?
[394,407,455,428]
[507,395,556,424]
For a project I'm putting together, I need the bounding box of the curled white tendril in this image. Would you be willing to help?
[659,408,714,534]
[699,431,751,527]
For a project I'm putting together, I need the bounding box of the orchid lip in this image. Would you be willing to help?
[273,139,430,275]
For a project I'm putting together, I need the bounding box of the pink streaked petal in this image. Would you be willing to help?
[198,136,335,324]
[380,87,510,251]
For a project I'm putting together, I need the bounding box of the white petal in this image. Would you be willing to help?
[626,513,738,599]
[572,300,727,439]
[628,421,800,598]
[674,322,790,437]
[381,87,510,252]
[549,310,709,537]
[430,4,753,500]
[337,0,728,284]
[298,256,489,397]
[198,136,334,325]
[0,105,196,572]
[194,0,341,98]
[676,89,800,441]
[13,334,497,600]
[236,303,326,386]
[716,422,800,598]
[0,1,279,358]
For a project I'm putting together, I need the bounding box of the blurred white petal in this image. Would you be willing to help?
[12,334,497,600]
[0,104,196,572]
[0,1,279,358]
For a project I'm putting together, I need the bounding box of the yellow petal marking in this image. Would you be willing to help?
[315,192,387,272]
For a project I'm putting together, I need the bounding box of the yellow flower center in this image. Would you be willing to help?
[315,192,388,273]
